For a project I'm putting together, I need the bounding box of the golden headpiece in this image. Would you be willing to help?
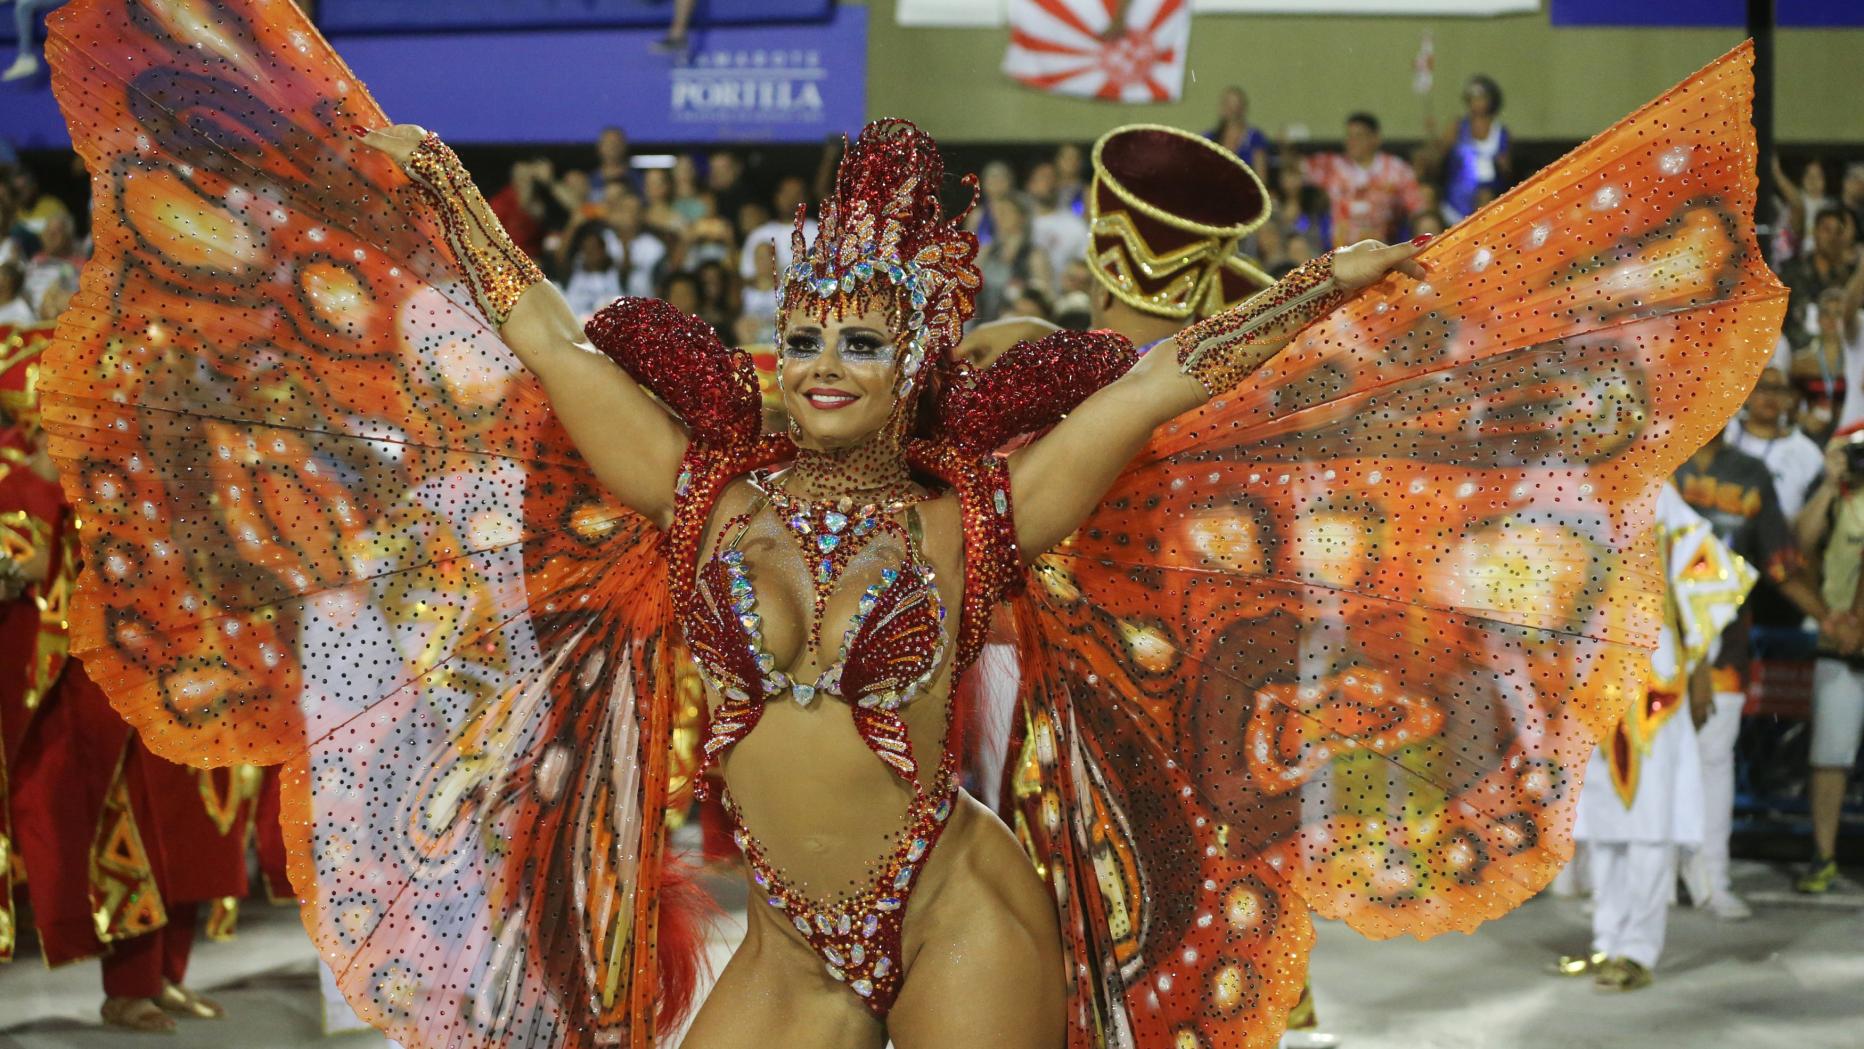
[1087,123,1274,320]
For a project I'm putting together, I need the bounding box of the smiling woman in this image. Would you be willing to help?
[33,2,1790,1046]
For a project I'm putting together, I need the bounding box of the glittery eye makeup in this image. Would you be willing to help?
[779,326,897,365]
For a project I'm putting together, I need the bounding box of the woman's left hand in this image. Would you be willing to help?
[1331,237,1432,291]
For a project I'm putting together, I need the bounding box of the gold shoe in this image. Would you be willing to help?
[1593,957,1653,992]
[101,996,178,1034]
[158,981,226,1019]
[1554,951,1605,976]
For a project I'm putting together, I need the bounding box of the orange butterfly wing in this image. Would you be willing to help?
[1011,43,1784,1049]
[42,1,689,1044]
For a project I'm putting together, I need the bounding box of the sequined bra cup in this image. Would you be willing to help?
[685,472,950,787]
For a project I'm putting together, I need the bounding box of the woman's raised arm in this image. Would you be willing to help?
[1006,240,1428,557]
[361,125,689,528]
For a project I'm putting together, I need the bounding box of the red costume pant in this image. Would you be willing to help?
[8,663,247,989]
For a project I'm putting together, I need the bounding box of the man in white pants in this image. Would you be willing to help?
[1675,432,1839,919]
[1563,486,1754,989]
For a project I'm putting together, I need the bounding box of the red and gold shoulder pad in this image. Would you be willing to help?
[936,328,1136,457]
[585,297,762,448]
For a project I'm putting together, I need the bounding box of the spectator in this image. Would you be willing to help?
[1052,258,1093,320]
[0,261,34,326]
[1729,367,1827,520]
[683,215,737,272]
[658,270,703,318]
[642,168,688,238]
[1773,156,1835,259]
[556,220,623,323]
[1431,74,1511,221]
[0,182,30,268]
[670,155,712,226]
[1208,85,1272,176]
[736,240,780,347]
[740,176,814,283]
[35,281,72,322]
[1266,162,1332,255]
[602,192,667,299]
[5,0,66,82]
[1844,163,1864,237]
[550,169,600,226]
[1780,205,1862,348]
[1303,112,1425,246]
[1790,285,1864,443]
[8,166,70,238]
[587,126,637,199]
[693,259,739,338]
[1791,427,1864,895]
[974,194,1051,324]
[1281,231,1319,271]
[489,159,550,262]
[1675,432,1837,920]
[968,160,1017,242]
[707,151,752,234]
[22,211,81,317]
[1408,210,1447,238]
[1025,160,1087,295]
[1006,287,1053,324]
[1053,142,1087,215]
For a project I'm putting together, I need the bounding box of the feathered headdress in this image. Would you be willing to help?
[779,119,981,399]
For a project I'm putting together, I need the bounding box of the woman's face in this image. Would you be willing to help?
[644,169,672,203]
[577,232,610,270]
[1804,160,1829,198]
[994,198,1027,238]
[778,306,902,449]
[673,155,699,192]
[665,278,702,316]
[1464,81,1493,117]
[1277,164,1303,197]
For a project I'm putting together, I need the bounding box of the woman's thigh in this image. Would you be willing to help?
[679,912,886,1049]
[883,877,1066,1049]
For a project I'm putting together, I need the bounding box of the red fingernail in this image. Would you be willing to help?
[1410,234,1434,247]
[349,124,372,138]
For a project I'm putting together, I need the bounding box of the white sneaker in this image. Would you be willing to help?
[1702,891,1752,921]
[1281,1032,1342,1049]
[2,53,40,82]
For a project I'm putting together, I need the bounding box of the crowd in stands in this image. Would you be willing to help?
[2,71,1863,889]
[2,77,1860,374]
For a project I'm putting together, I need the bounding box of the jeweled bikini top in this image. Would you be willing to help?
[688,474,948,708]
[681,472,951,787]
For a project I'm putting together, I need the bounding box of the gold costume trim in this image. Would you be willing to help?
[1086,123,1271,321]
[405,134,544,328]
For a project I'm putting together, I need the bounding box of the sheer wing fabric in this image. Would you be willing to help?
[41,1,677,1045]
[1008,43,1786,1049]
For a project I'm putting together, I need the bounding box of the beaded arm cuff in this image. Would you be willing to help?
[1173,251,1347,396]
[404,133,544,328]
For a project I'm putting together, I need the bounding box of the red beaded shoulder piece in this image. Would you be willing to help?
[585,297,763,447]
[936,329,1136,457]
[906,440,1021,673]
[664,434,795,605]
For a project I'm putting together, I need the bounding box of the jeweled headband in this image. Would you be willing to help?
[1088,123,1273,320]
[779,119,981,405]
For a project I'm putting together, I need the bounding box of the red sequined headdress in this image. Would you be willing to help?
[779,119,981,395]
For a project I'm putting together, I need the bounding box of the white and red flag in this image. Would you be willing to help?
[1002,0,1192,103]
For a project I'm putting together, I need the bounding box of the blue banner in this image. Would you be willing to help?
[1550,0,1864,26]
[0,5,866,148]
[315,0,832,34]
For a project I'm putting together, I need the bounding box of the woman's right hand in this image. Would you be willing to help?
[353,123,429,172]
